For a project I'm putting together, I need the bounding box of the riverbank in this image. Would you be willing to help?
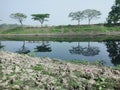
[0,51,120,90]
[0,25,120,41]
[0,34,120,42]
[0,25,120,35]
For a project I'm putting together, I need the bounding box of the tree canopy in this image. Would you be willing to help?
[83,9,101,25]
[107,0,120,24]
[68,11,84,25]
[10,13,27,26]
[31,14,50,26]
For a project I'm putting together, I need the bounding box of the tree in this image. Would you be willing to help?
[107,0,120,24]
[31,14,50,26]
[105,41,120,66]
[68,11,84,25]
[10,13,27,26]
[83,9,101,25]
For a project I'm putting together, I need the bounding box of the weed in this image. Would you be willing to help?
[33,64,44,71]
[66,60,89,65]
[113,65,120,70]
[67,77,81,90]
[94,77,106,90]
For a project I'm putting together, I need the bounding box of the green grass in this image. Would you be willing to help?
[0,25,120,34]
[113,65,120,70]
[32,64,44,71]
[66,60,89,65]
[0,65,3,79]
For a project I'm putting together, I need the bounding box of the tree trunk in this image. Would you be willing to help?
[78,20,80,25]
[88,19,91,25]
[19,19,23,26]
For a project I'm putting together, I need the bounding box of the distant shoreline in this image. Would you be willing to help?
[0,31,120,36]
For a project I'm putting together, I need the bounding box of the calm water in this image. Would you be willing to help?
[0,40,120,66]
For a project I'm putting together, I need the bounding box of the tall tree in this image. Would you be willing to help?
[68,11,84,25]
[83,9,101,25]
[10,13,27,26]
[107,0,120,24]
[31,14,50,26]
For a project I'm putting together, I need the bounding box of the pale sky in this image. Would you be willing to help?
[0,0,114,26]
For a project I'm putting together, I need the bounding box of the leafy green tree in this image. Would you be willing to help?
[107,0,120,24]
[10,13,27,26]
[83,9,101,25]
[31,14,50,26]
[68,11,84,25]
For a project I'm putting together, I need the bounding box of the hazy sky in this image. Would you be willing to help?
[0,0,114,26]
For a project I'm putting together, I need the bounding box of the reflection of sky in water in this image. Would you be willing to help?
[1,41,113,66]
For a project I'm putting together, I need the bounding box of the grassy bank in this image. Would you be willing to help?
[0,25,120,42]
[0,25,120,35]
[0,51,120,90]
[0,34,120,42]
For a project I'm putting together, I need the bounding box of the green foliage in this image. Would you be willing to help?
[68,11,84,25]
[113,65,120,70]
[0,65,3,79]
[31,14,50,26]
[74,71,83,77]
[68,78,80,89]
[10,13,27,25]
[107,0,120,24]
[95,60,105,66]
[1,25,120,35]
[83,9,101,25]
[94,77,106,90]
[33,64,44,71]
[41,70,53,76]
[67,60,89,65]
[68,9,101,25]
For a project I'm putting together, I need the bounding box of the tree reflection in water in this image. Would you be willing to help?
[105,41,120,66]
[82,42,100,56]
[0,41,5,50]
[69,42,83,55]
[16,41,30,54]
[34,41,52,52]
[69,42,100,56]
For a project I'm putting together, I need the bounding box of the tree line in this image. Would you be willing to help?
[68,9,101,25]
[1,0,120,26]
[9,9,101,26]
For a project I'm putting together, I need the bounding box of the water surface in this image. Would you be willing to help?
[0,40,120,66]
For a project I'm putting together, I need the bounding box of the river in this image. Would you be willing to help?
[0,40,120,66]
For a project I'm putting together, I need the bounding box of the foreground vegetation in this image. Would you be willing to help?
[0,51,120,90]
